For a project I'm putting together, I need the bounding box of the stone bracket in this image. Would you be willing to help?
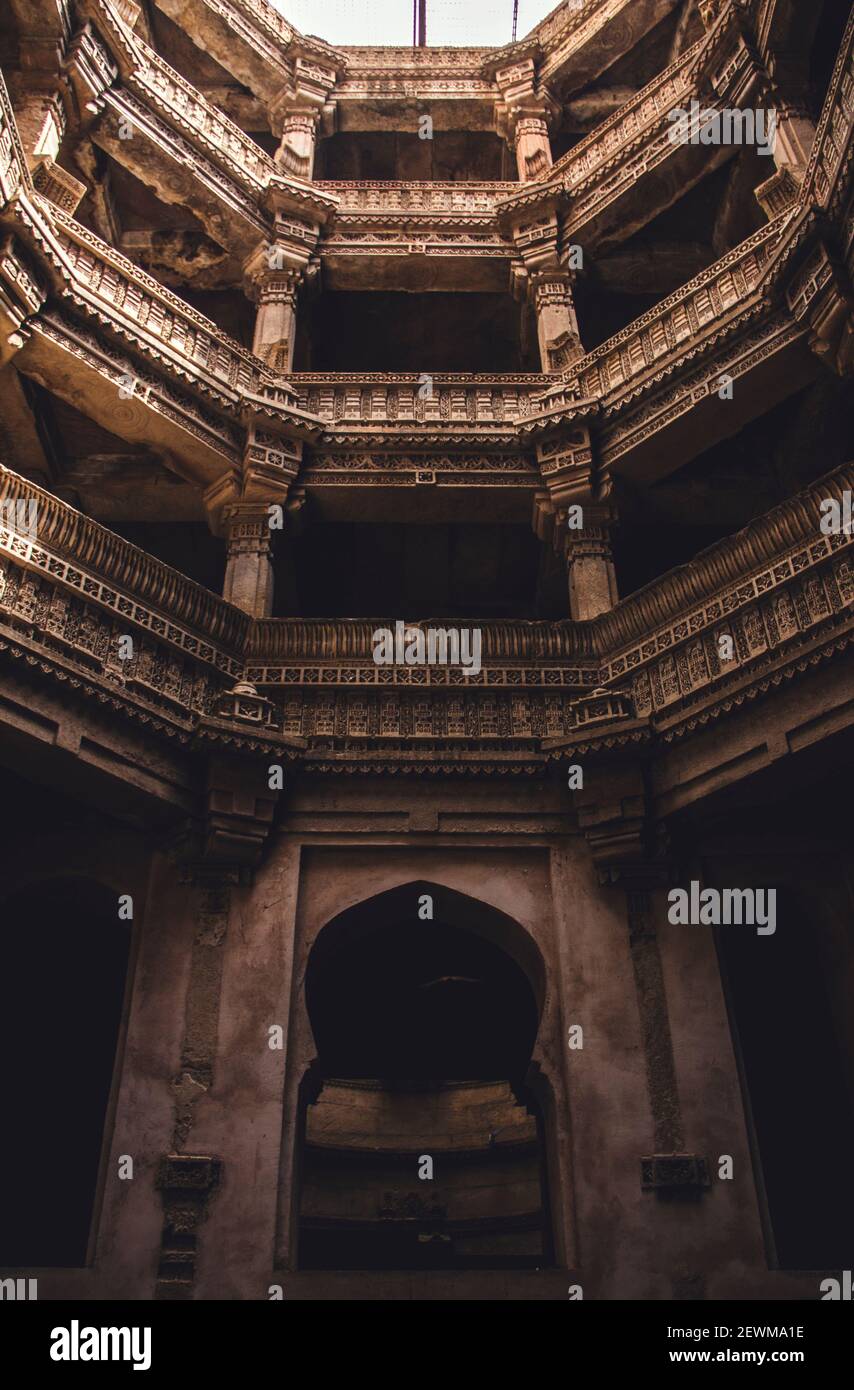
[641,1154,711,1195]
[194,752,282,866]
[155,1153,223,1298]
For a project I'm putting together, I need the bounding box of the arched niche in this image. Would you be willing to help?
[292,881,564,1272]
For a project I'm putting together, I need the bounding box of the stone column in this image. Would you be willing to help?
[244,208,324,375]
[222,504,276,618]
[514,113,553,182]
[274,109,321,181]
[249,268,299,375]
[565,507,618,622]
[532,432,616,621]
[494,57,556,183]
[532,269,583,373]
[268,57,337,181]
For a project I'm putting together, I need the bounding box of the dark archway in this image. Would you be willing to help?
[0,877,132,1267]
[298,882,554,1271]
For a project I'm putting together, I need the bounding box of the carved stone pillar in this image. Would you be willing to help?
[222,504,276,617]
[274,108,321,181]
[532,269,583,373]
[533,480,617,623]
[502,185,583,372]
[154,748,283,1297]
[268,56,336,181]
[244,204,325,373]
[564,506,618,622]
[514,113,553,182]
[250,267,300,375]
[494,56,556,182]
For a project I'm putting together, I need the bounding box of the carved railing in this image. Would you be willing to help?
[149,0,337,102]
[500,7,762,251]
[119,37,275,198]
[0,59,28,208]
[336,47,493,104]
[546,35,703,190]
[0,464,244,733]
[77,6,337,245]
[563,216,789,407]
[16,199,317,461]
[49,208,267,406]
[2,19,848,479]
[290,375,551,433]
[0,152,816,483]
[318,184,518,274]
[1,462,851,760]
[800,7,854,222]
[596,462,854,722]
[319,182,517,219]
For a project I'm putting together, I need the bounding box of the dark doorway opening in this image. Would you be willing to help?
[297,883,553,1270]
[0,877,131,1266]
[719,885,854,1268]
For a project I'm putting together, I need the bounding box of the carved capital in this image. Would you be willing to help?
[243,240,311,301]
[754,165,801,219]
[575,762,663,886]
[270,104,321,179]
[269,57,336,129]
[222,504,275,559]
[536,426,599,508]
[495,59,557,131]
[241,425,303,500]
[531,269,572,312]
[512,211,561,273]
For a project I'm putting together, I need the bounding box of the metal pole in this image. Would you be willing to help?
[512,0,519,42]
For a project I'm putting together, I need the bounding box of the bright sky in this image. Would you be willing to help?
[273,0,562,47]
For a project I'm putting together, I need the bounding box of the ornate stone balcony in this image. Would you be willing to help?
[335,47,494,127]
[291,374,549,435]
[151,0,343,106]
[801,8,854,226]
[1,200,322,484]
[67,3,339,268]
[501,5,767,252]
[319,182,517,217]
[1,460,850,774]
[317,182,516,291]
[2,19,851,504]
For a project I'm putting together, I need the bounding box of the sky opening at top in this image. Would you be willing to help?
[273,0,563,48]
